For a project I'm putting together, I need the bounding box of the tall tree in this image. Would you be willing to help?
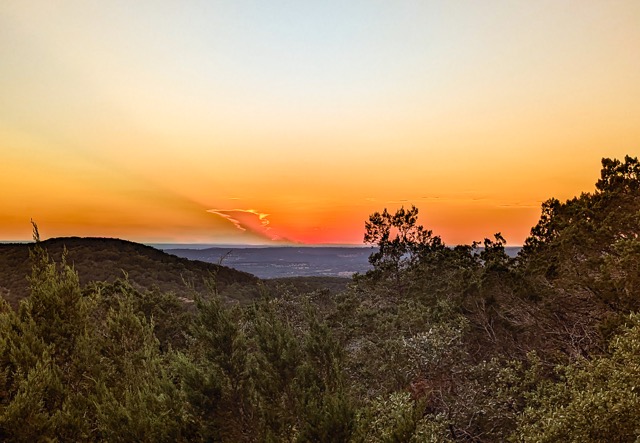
[364,206,444,296]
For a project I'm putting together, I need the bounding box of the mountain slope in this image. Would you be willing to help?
[0,237,260,307]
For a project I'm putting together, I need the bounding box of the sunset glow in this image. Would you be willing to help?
[1,1,639,245]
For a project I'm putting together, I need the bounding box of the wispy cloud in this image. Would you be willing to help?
[207,208,282,241]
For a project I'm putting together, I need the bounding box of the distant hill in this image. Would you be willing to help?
[0,237,260,307]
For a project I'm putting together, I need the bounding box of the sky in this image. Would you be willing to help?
[1,1,639,245]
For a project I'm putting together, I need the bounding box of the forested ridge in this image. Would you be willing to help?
[0,237,261,307]
[0,155,639,442]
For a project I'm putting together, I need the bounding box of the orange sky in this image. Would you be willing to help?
[1,1,639,245]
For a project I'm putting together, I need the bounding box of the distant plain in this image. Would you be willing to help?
[162,245,522,279]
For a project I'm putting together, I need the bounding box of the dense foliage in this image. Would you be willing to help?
[0,155,638,441]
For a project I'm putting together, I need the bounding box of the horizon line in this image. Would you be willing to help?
[1,237,525,248]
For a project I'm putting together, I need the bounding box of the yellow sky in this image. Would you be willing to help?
[1,1,639,245]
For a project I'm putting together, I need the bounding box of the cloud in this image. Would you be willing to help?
[207,208,282,241]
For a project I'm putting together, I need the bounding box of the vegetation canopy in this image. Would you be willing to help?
[0,155,639,442]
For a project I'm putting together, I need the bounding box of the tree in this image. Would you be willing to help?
[520,156,640,312]
[176,292,253,442]
[364,206,444,296]
[522,155,639,260]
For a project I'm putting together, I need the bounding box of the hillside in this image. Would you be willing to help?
[0,237,260,307]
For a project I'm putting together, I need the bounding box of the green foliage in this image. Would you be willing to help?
[402,315,468,381]
[25,245,89,360]
[354,392,452,443]
[517,314,640,443]
[521,156,639,306]
[90,279,191,350]
[91,298,186,441]
[600,238,640,312]
[248,298,356,441]
[250,298,302,440]
[295,309,355,442]
[176,292,253,441]
[596,155,640,194]
[0,241,187,441]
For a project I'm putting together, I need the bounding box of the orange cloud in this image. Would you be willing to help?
[207,209,285,242]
